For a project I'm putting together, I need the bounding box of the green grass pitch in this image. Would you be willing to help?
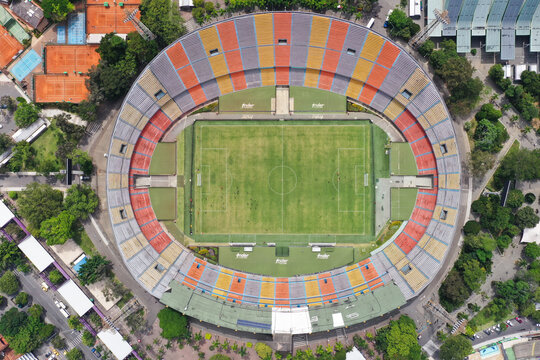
[390,142,418,176]
[188,120,375,245]
[289,86,346,113]
[149,142,176,175]
[390,188,418,221]
[218,86,275,113]
[149,188,177,220]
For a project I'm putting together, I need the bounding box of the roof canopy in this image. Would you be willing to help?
[17,236,54,272]
[521,222,540,244]
[0,201,14,228]
[97,329,133,360]
[57,279,93,316]
[271,307,312,335]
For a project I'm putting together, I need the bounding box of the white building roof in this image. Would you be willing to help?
[17,235,54,272]
[271,307,312,335]
[97,328,133,360]
[346,347,366,360]
[521,222,540,244]
[57,279,93,316]
[0,201,14,228]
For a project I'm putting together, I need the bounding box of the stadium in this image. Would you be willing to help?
[106,12,462,342]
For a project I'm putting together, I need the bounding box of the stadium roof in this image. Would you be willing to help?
[456,0,480,53]
[17,236,54,272]
[0,202,14,228]
[428,0,444,36]
[531,4,540,51]
[500,0,524,60]
[161,280,406,334]
[57,279,94,316]
[516,0,537,35]
[97,329,133,360]
[444,0,465,36]
[486,0,509,52]
[471,0,494,36]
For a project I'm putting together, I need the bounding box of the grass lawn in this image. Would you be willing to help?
[30,124,62,171]
[149,142,176,175]
[390,188,418,220]
[188,120,376,245]
[289,86,346,113]
[218,246,355,276]
[373,125,390,178]
[73,230,97,256]
[218,86,275,113]
[390,142,418,175]
[487,139,520,191]
[149,188,176,220]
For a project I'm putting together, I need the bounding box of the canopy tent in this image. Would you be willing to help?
[17,236,54,272]
[0,201,14,228]
[97,328,133,360]
[57,279,93,316]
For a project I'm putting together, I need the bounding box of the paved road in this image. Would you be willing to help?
[15,270,94,360]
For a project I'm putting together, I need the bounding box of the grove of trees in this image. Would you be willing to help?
[77,255,112,285]
[387,9,420,41]
[0,307,55,354]
[374,315,426,359]
[42,0,74,22]
[157,308,189,340]
[14,102,39,128]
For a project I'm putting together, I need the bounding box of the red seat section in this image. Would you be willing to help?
[394,232,416,254]
[140,219,162,240]
[394,110,416,131]
[359,84,377,105]
[359,262,379,282]
[224,50,244,73]
[134,137,157,156]
[416,193,437,210]
[134,207,156,225]
[376,41,400,68]
[177,65,199,89]
[228,273,247,303]
[275,45,290,85]
[273,13,291,43]
[149,110,172,132]
[275,279,290,305]
[230,71,247,91]
[183,259,206,288]
[166,42,189,69]
[131,153,151,171]
[411,207,433,227]
[321,50,340,74]
[318,273,337,302]
[403,221,425,241]
[368,278,384,289]
[150,232,172,253]
[141,124,163,144]
[217,21,239,51]
[366,64,389,88]
[318,70,334,91]
[410,137,431,157]
[188,84,207,105]
[130,191,150,210]
[403,123,424,144]
[370,281,384,290]
[326,20,348,51]
[276,67,290,85]
[416,152,436,171]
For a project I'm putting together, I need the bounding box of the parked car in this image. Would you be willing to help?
[515,317,523,323]
[41,282,49,292]
[91,348,102,358]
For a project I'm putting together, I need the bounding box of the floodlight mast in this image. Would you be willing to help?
[408,9,450,49]
[123,8,157,41]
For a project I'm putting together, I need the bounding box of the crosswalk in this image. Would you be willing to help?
[66,332,82,349]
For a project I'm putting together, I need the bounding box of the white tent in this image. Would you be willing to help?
[17,236,54,272]
[57,279,93,316]
[271,307,312,334]
[521,222,540,244]
[0,201,14,228]
[97,328,133,360]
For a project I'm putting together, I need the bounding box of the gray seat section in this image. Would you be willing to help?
[192,58,215,84]
[411,84,440,114]
[290,45,308,68]
[150,53,186,98]
[244,69,262,88]
[291,13,312,44]
[289,68,305,87]
[173,91,196,113]
[241,47,260,70]
[330,74,349,95]
[236,17,257,47]
[378,54,417,98]
[371,90,392,113]
[334,52,357,78]
[182,32,207,62]
[201,79,221,100]
[129,84,157,115]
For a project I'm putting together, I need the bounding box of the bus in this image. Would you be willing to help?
[367,18,375,28]
[409,0,421,18]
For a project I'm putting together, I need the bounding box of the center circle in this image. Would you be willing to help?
[268,166,297,195]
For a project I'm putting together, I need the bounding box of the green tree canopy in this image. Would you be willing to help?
[468,150,495,178]
[157,308,189,340]
[66,348,83,360]
[49,269,65,285]
[475,103,502,122]
[0,241,24,271]
[126,32,160,69]
[42,0,74,22]
[14,103,39,128]
[0,134,14,154]
[375,315,424,360]
[473,118,508,152]
[64,184,99,220]
[17,183,64,231]
[67,316,83,331]
[40,211,76,246]
[495,279,531,307]
[388,9,420,41]
[97,33,128,64]
[460,259,486,292]
[418,40,434,57]
[0,308,27,337]
[514,206,540,230]
[439,269,471,311]
[140,0,186,47]
[506,189,524,209]
[463,221,482,236]
[439,335,472,360]
[70,149,94,175]
[524,242,540,259]
[496,148,540,184]
[9,141,36,172]
[82,330,96,347]
[77,255,112,285]
[0,271,19,295]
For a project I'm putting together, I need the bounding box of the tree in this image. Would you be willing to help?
[495,279,531,307]
[463,221,481,236]
[97,33,128,64]
[66,348,83,360]
[9,141,36,172]
[55,114,85,144]
[18,183,64,231]
[157,308,189,340]
[0,271,19,295]
[27,304,43,319]
[64,184,99,220]
[506,189,524,209]
[254,343,272,359]
[67,316,83,331]
[82,330,96,346]
[42,0,74,22]
[525,193,536,204]
[14,103,39,128]
[488,64,504,85]
[461,259,486,292]
[439,269,470,311]
[475,103,502,122]
[388,9,420,41]
[468,150,495,178]
[524,243,540,259]
[0,308,27,337]
[496,148,540,184]
[496,235,512,250]
[70,149,94,175]
[473,119,508,153]
[514,206,540,230]
[51,335,67,349]
[375,315,424,359]
[49,269,65,285]
[14,292,28,307]
[439,335,472,360]
[40,211,76,246]
[0,134,14,154]
[77,255,112,285]
[140,0,186,48]
[418,40,434,57]
[0,241,24,270]
[126,32,160,69]
[88,54,138,102]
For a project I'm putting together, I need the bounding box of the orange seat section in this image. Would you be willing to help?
[217,21,239,51]
[377,41,400,68]
[166,42,190,69]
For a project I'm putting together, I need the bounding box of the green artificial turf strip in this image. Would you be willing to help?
[390,188,418,221]
[218,86,275,112]
[218,246,355,277]
[289,86,346,113]
[390,142,418,175]
[149,142,176,175]
[188,120,374,244]
[149,187,177,220]
[30,125,62,171]
[372,125,390,179]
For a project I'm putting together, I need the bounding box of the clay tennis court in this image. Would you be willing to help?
[0,25,23,68]
[45,45,100,74]
[86,0,140,4]
[86,4,138,34]
[34,75,89,103]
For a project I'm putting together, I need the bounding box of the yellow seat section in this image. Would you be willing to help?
[260,68,275,86]
[304,276,321,298]
[400,263,428,293]
[416,114,430,130]
[383,100,405,121]
[424,238,448,261]
[216,75,234,95]
[260,278,275,300]
[120,103,148,130]
[138,70,169,106]
[199,26,223,54]
[160,100,182,121]
[423,102,447,127]
[304,68,320,88]
[120,235,145,260]
[351,58,373,82]
[107,174,127,189]
[213,289,227,298]
[309,16,331,47]
[258,46,274,68]
[417,233,431,249]
[160,241,183,265]
[346,267,364,287]
[254,14,273,45]
[110,138,133,158]
[433,139,458,158]
[215,272,233,292]
[384,243,406,265]
[439,173,460,190]
[346,79,364,99]
[353,284,368,295]
[208,54,229,78]
[435,205,457,225]
[400,69,429,100]
[110,206,133,225]
[306,47,324,70]
[360,32,384,62]
[139,259,169,290]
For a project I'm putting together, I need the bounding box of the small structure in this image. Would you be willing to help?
[179,0,193,7]
[97,328,133,360]
[346,347,366,360]
[17,235,54,272]
[57,279,94,316]
[10,0,49,32]
[50,238,84,264]
[0,201,14,228]
[521,222,540,244]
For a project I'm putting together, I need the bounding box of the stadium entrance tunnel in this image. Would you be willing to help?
[106,11,463,337]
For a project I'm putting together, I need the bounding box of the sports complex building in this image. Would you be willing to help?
[106,12,463,344]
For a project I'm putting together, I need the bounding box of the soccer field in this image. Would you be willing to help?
[187,120,376,244]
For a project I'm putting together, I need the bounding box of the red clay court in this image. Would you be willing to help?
[86,4,138,34]
[34,75,89,103]
[45,45,100,74]
[0,25,23,68]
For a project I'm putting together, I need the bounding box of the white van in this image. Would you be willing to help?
[59,308,70,318]
[367,18,375,28]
